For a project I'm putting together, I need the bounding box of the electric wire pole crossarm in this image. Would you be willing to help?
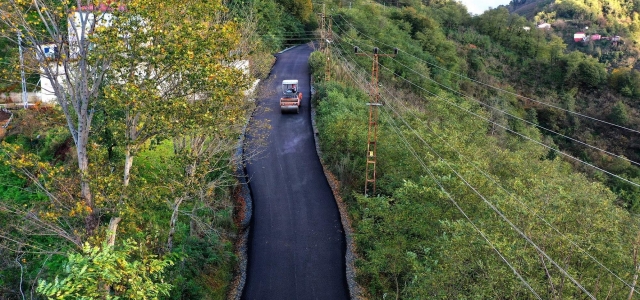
[355,46,397,196]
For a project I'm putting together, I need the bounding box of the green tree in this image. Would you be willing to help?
[277,0,314,24]
[610,68,640,97]
[0,0,113,233]
[37,241,174,299]
[610,100,630,125]
[317,17,640,296]
[97,0,248,187]
[94,0,251,251]
[474,7,512,42]
[577,59,607,88]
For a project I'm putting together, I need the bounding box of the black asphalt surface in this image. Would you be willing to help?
[242,45,350,300]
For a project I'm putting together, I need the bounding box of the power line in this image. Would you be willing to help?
[332,47,543,298]
[258,31,319,35]
[377,60,640,189]
[332,17,640,169]
[331,30,616,298]
[330,39,368,85]
[331,28,640,189]
[258,34,319,37]
[332,14,640,135]
[380,91,596,299]
[328,15,640,299]
[379,107,543,300]
[378,76,640,295]
[385,54,640,168]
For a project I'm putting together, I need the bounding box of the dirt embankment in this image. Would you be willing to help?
[0,110,10,138]
[0,110,10,122]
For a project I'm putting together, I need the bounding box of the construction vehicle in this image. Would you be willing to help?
[280,80,302,114]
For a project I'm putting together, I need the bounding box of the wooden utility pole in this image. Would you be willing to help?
[355,46,397,196]
[319,6,326,50]
[325,17,332,81]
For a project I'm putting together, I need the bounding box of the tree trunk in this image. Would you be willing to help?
[539,250,557,298]
[190,203,199,237]
[628,231,640,300]
[124,109,140,187]
[77,132,91,204]
[124,146,134,187]
[167,197,185,252]
[77,133,98,236]
[106,217,122,247]
[103,217,121,295]
[629,267,639,300]
[395,273,400,300]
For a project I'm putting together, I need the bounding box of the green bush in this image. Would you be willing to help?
[316,83,368,191]
[609,101,630,125]
[37,241,175,299]
[308,51,326,81]
[166,236,236,300]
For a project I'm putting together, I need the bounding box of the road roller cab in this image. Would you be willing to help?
[280,80,302,114]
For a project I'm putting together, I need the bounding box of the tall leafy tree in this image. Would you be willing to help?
[97,0,248,187]
[277,0,313,24]
[97,0,249,245]
[0,0,112,234]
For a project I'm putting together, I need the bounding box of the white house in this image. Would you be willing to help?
[39,8,114,103]
[537,23,551,29]
[38,63,66,103]
[37,43,62,103]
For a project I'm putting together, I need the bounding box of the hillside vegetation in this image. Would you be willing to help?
[311,0,640,298]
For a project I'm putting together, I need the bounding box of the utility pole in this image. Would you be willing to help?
[17,31,28,109]
[355,46,397,196]
[325,17,332,81]
[319,4,326,50]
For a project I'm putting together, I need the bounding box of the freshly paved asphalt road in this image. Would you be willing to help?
[242,45,350,300]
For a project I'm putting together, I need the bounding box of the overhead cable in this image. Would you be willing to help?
[379,76,639,295]
[333,14,640,135]
[383,94,596,299]
[331,27,640,189]
[332,47,543,298]
[333,18,640,168]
